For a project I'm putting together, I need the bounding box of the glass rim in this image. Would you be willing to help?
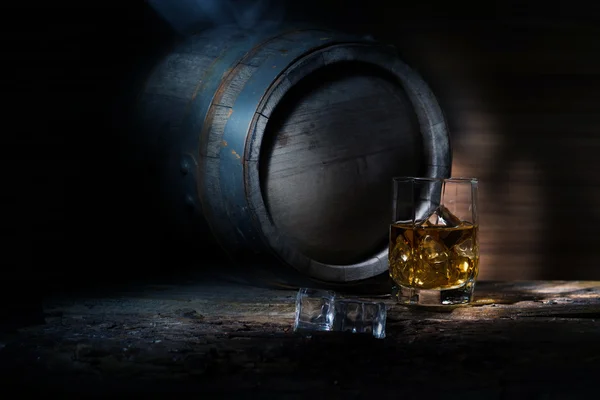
[392,176,478,184]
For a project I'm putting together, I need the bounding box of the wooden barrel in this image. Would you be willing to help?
[132,24,451,288]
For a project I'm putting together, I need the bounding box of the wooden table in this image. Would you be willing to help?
[1,280,599,398]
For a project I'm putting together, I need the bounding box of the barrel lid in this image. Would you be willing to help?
[260,62,422,266]
[245,39,451,282]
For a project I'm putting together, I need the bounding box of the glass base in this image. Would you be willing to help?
[393,281,475,306]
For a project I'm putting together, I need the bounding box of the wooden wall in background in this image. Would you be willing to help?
[373,16,600,280]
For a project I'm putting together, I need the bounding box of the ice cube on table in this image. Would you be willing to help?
[332,299,387,339]
[294,288,387,339]
[294,288,336,332]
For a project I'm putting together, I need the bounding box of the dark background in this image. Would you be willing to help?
[3,0,600,298]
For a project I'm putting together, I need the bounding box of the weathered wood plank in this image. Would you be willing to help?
[1,280,599,396]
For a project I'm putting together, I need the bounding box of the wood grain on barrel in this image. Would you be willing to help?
[1,280,598,396]
[261,64,422,265]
